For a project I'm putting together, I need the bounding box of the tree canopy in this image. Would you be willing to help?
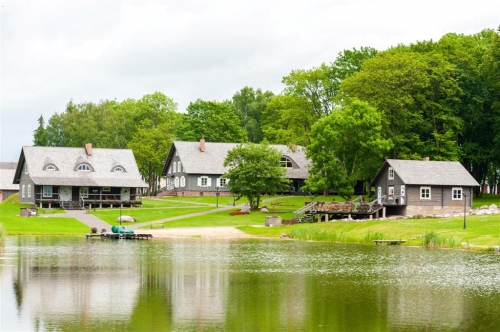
[223,143,291,209]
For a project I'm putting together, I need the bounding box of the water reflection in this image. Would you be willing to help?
[1,237,500,331]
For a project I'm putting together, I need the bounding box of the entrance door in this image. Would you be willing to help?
[121,188,130,201]
[60,186,72,201]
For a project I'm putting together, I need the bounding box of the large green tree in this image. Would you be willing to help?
[33,115,48,146]
[305,100,392,199]
[232,87,274,143]
[176,99,247,142]
[223,143,291,209]
[340,50,462,160]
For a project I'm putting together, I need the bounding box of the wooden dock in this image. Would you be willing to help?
[86,233,153,240]
[373,240,406,246]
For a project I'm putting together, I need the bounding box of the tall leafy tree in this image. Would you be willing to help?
[33,115,48,146]
[176,99,247,142]
[232,87,274,143]
[223,143,291,209]
[305,100,392,199]
[340,50,462,160]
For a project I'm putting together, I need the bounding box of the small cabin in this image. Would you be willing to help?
[370,159,480,216]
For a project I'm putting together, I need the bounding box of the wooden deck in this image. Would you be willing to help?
[373,240,406,246]
[86,233,153,240]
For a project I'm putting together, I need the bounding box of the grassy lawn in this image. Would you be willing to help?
[2,193,499,249]
[0,195,88,235]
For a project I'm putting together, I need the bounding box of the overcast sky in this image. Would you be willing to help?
[0,0,499,162]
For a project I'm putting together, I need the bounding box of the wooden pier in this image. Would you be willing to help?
[373,240,406,246]
[86,233,153,240]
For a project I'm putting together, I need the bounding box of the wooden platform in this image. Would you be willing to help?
[86,233,153,240]
[373,240,406,246]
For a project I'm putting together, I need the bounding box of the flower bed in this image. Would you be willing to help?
[230,211,250,216]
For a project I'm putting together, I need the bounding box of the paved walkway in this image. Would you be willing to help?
[43,209,111,231]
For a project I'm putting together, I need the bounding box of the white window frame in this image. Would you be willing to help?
[113,166,125,172]
[22,185,25,198]
[452,187,463,200]
[79,187,89,198]
[280,157,293,168]
[45,165,57,171]
[178,162,182,173]
[174,177,179,188]
[217,177,228,187]
[43,186,52,197]
[388,167,394,180]
[180,176,185,187]
[28,185,31,198]
[173,162,177,173]
[198,176,211,187]
[401,185,406,196]
[420,186,431,200]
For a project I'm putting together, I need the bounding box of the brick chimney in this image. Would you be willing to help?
[200,138,205,152]
[291,143,297,152]
[423,157,430,161]
[85,143,92,156]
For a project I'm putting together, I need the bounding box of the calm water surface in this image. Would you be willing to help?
[1,236,500,331]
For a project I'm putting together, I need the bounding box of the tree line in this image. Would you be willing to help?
[33,28,500,196]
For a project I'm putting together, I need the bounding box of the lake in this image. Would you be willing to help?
[1,236,500,331]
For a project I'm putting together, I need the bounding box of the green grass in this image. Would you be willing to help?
[0,194,89,235]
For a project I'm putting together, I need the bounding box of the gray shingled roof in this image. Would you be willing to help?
[0,169,19,190]
[376,159,480,186]
[172,141,310,179]
[17,146,148,188]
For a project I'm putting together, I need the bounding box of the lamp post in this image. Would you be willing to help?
[463,192,469,230]
[92,189,98,212]
[216,186,220,207]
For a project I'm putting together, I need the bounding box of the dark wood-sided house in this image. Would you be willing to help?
[370,158,480,216]
[161,139,310,196]
[13,143,148,209]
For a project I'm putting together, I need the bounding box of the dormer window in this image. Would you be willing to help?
[44,164,58,171]
[112,166,126,172]
[280,157,293,168]
[77,164,92,172]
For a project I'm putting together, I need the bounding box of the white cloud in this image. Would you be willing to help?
[1,0,499,161]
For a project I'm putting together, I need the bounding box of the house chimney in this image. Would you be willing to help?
[85,143,92,156]
[291,143,297,152]
[200,138,205,152]
[423,157,430,161]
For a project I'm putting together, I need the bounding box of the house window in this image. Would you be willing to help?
[217,178,228,187]
[173,162,177,173]
[102,187,110,192]
[45,164,57,171]
[388,186,394,199]
[79,187,89,198]
[178,162,182,173]
[180,176,185,187]
[77,164,91,172]
[175,151,178,156]
[388,167,394,180]
[25,163,28,174]
[420,186,431,200]
[175,177,179,188]
[28,185,31,198]
[169,166,172,174]
[401,185,406,196]
[43,186,52,197]
[198,176,210,187]
[452,187,463,200]
[22,185,25,198]
[280,157,293,168]
[112,166,125,172]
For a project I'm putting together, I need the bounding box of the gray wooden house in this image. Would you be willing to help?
[161,139,310,196]
[370,159,480,216]
[13,143,148,209]
[0,162,19,202]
